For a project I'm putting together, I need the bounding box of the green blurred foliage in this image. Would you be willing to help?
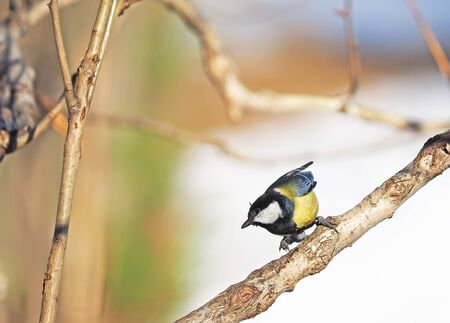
[104,8,190,322]
[107,134,185,322]
[0,2,196,321]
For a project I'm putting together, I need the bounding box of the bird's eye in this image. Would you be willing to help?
[254,208,260,214]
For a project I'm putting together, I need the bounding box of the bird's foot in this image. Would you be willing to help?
[315,216,339,233]
[279,232,307,252]
[279,238,290,252]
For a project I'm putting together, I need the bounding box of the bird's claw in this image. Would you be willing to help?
[279,232,307,252]
[315,216,339,234]
[279,239,290,252]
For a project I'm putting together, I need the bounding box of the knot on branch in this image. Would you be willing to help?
[415,130,450,174]
[73,54,100,109]
[385,130,450,202]
[0,21,39,159]
[386,172,415,202]
[225,283,261,312]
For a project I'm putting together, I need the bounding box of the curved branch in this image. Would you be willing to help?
[90,113,265,162]
[48,112,421,163]
[155,0,450,130]
[177,129,450,322]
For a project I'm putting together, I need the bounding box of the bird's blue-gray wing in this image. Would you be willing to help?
[265,162,316,196]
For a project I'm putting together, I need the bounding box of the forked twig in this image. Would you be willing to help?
[0,0,84,161]
[5,0,450,163]
[153,0,449,130]
[39,1,118,322]
[90,113,266,162]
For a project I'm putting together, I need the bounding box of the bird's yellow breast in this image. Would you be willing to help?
[275,187,319,229]
[292,192,319,229]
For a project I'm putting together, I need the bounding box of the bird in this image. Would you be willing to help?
[241,161,337,251]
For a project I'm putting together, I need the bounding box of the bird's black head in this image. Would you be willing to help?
[241,191,284,229]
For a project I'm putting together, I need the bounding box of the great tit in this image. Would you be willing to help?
[241,161,337,251]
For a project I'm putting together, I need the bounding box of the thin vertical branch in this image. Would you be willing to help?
[338,0,361,99]
[39,1,118,323]
[48,1,77,111]
[406,0,450,80]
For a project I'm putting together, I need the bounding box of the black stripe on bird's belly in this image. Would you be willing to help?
[259,219,300,235]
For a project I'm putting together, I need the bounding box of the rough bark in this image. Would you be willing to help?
[178,129,450,322]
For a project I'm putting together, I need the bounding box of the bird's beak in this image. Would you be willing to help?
[241,218,253,229]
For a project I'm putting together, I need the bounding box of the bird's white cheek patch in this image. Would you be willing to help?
[254,201,282,224]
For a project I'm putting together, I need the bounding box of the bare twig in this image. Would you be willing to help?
[39,1,118,322]
[29,96,65,138]
[336,0,361,99]
[1,0,113,160]
[35,89,68,136]
[28,0,84,26]
[0,0,82,161]
[0,19,40,160]
[1,95,66,164]
[46,111,421,163]
[90,113,266,161]
[5,0,450,162]
[155,0,449,131]
[36,92,267,161]
[118,0,142,16]
[0,93,66,161]
[49,2,77,110]
[177,129,450,322]
[406,0,450,80]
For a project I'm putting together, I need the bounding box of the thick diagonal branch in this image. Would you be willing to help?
[156,0,449,130]
[177,129,450,322]
[39,1,118,323]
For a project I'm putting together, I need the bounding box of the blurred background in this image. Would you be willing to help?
[0,0,450,322]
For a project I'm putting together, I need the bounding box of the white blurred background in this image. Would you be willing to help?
[0,0,449,322]
[172,1,450,322]
[173,71,450,322]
